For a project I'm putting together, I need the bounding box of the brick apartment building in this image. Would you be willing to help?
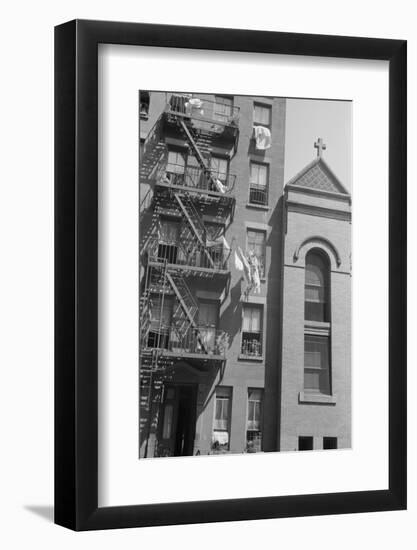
[139,91,351,458]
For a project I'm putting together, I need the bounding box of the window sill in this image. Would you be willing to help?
[238,354,264,362]
[140,113,149,120]
[246,203,269,211]
[299,392,336,405]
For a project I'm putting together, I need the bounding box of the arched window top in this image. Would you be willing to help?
[305,251,329,287]
[305,250,330,323]
[294,236,341,268]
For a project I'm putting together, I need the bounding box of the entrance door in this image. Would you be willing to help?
[158,384,197,457]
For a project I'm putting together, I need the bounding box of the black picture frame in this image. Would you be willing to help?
[55,19,407,531]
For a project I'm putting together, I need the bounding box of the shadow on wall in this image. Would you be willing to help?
[263,195,284,452]
[219,278,243,345]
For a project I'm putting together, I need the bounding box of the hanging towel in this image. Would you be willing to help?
[250,255,261,294]
[254,126,272,150]
[221,236,230,250]
[237,247,252,284]
[214,178,227,194]
[188,97,204,116]
[234,251,244,272]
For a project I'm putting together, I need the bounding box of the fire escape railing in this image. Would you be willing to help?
[155,161,236,196]
[166,94,240,127]
[145,234,230,271]
[143,324,228,358]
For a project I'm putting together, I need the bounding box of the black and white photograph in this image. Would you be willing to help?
[139,91,352,458]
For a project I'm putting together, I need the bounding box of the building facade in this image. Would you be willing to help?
[139,92,351,458]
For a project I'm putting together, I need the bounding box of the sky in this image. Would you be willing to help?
[284,98,352,192]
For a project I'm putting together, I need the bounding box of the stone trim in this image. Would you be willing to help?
[299,392,337,405]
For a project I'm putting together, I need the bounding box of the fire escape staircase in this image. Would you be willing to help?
[173,193,215,269]
[177,119,217,188]
[166,271,208,354]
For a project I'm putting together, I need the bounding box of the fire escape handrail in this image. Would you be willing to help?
[166,94,240,126]
[155,161,236,195]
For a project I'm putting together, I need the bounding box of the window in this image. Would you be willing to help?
[304,335,331,394]
[212,387,232,451]
[305,251,330,322]
[249,162,269,206]
[165,150,186,186]
[147,296,173,349]
[323,437,338,450]
[140,91,150,119]
[253,103,271,127]
[247,229,266,277]
[210,156,229,185]
[158,219,180,264]
[241,305,263,357]
[198,301,219,353]
[214,96,233,123]
[298,436,313,451]
[246,389,263,452]
[184,154,203,188]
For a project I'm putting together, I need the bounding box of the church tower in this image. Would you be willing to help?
[280,139,351,451]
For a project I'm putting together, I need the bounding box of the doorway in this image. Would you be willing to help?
[159,384,197,457]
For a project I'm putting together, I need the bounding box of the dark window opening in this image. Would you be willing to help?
[140,91,150,119]
[298,436,313,451]
[323,437,338,450]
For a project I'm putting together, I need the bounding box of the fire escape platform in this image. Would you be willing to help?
[164,109,237,131]
[154,180,235,202]
[148,260,230,278]
[141,347,225,366]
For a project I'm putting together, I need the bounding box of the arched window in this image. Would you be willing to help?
[304,249,332,395]
[304,251,330,322]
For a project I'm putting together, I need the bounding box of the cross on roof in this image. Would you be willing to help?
[314,137,326,158]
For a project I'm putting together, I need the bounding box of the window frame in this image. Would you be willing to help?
[304,250,330,323]
[304,333,331,395]
[212,386,233,451]
[214,95,234,123]
[240,304,264,359]
[246,228,267,278]
[253,102,272,127]
[248,161,269,206]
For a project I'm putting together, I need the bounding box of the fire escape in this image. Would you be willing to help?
[139,93,239,376]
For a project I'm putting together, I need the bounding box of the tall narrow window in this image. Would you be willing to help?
[147,296,173,350]
[253,103,271,127]
[166,150,186,186]
[249,162,269,206]
[139,91,150,119]
[210,156,229,185]
[214,96,234,123]
[305,251,330,322]
[184,154,202,189]
[304,335,330,394]
[241,305,263,357]
[158,219,180,264]
[247,229,266,277]
[212,387,232,452]
[198,301,219,353]
[246,389,263,452]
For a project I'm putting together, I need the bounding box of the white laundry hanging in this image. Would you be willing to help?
[253,125,272,150]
